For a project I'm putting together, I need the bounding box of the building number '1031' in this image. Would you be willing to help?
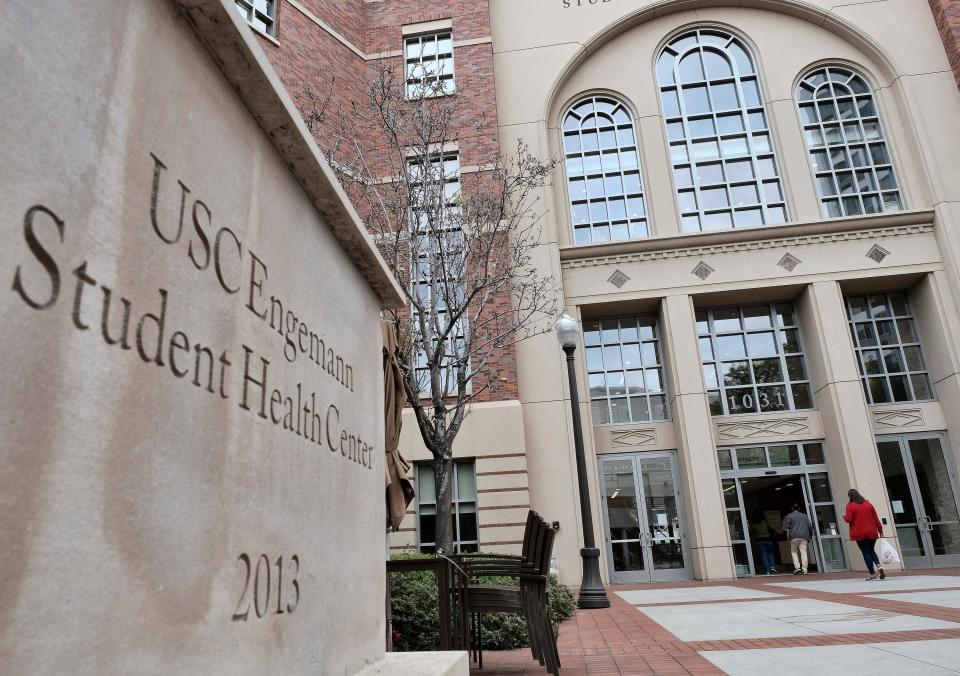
[232,553,300,621]
[729,389,786,413]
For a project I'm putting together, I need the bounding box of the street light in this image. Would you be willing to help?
[554,313,610,609]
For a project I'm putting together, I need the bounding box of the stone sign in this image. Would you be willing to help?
[0,1,404,673]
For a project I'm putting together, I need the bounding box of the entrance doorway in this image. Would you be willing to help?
[877,434,960,569]
[599,451,690,583]
[719,442,847,577]
[740,475,818,575]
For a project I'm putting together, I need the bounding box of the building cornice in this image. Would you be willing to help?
[559,210,936,268]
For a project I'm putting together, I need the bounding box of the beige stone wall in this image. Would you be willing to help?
[489,0,960,583]
[1,0,403,672]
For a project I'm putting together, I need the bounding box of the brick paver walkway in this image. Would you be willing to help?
[474,569,960,675]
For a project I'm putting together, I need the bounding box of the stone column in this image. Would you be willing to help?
[912,271,960,475]
[797,281,902,571]
[661,295,736,580]
[516,299,610,586]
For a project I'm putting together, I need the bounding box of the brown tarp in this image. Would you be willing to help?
[383,320,414,531]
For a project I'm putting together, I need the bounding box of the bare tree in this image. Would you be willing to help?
[300,67,558,554]
[295,82,333,137]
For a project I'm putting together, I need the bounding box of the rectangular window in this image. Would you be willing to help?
[719,442,827,471]
[408,152,466,395]
[404,32,454,99]
[583,316,668,425]
[845,292,934,404]
[234,0,275,37]
[416,461,478,554]
[698,303,813,416]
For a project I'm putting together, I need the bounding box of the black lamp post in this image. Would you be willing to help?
[555,313,610,609]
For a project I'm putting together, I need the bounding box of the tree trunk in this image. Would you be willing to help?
[433,453,455,554]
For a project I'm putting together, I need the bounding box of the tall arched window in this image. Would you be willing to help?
[657,29,787,232]
[796,67,903,217]
[563,96,649,244]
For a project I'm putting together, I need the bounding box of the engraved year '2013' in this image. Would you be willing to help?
[232,553,300,621]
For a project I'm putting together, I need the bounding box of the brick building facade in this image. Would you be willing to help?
[251,0,514,401]
[248,0,531,556]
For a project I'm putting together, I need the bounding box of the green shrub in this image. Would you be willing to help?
[389,552,577,652]
[389,553,441,651]
[547,575,576,629]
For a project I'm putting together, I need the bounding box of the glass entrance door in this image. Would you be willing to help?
[600,452,689,583]
[877,435,960,569]
[640,455,687,578]
[803,473,847,571]
[718,442,846,576]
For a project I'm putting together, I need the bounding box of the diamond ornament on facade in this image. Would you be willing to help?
[866,244,890,264]
[611,429,656,448]
[717,418,810,440]
[607,269,630,288]
[874,408,924,428]
[692,261,715,280]
[778,253,801,272]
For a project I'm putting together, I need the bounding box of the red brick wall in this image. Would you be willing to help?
[297,0,365,47]
[930,0,960,90]
[251,3,365,154]
[252,0,517,403]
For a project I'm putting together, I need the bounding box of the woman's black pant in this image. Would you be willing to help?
[857,538,880,573]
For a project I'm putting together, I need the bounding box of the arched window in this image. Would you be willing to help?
[796,67,903,217]
[563,96,649,244]
[657,29,787,232]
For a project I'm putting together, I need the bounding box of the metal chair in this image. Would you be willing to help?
[454,511,560,675]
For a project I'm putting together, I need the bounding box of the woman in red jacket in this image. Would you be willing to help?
[843,488,886,580]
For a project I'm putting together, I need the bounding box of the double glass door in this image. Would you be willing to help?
[599,452,689,582]
[719,442,847,576]
[725,473,845,576]
[877,435,960,569]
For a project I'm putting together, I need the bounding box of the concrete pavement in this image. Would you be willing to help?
[476,569,960,675]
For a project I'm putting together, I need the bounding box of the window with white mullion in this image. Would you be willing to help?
[411,309,466,393]
[697,303,813,416]
[405,32,455,99]
[410,255,466,392]
[583,315,669,425]
[845,292,933,404]
[657,29,787,232]
[796,67,903,218]
[408,152,467,395]
[563,95,650,244]
[234,0,275,36]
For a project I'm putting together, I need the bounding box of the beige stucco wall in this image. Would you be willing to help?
[388,401,531,556]
[490,0,960,583]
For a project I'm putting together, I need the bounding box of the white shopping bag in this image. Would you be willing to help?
[879,538,900,564]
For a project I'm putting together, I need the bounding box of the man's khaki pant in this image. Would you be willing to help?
[790,537,809,572]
